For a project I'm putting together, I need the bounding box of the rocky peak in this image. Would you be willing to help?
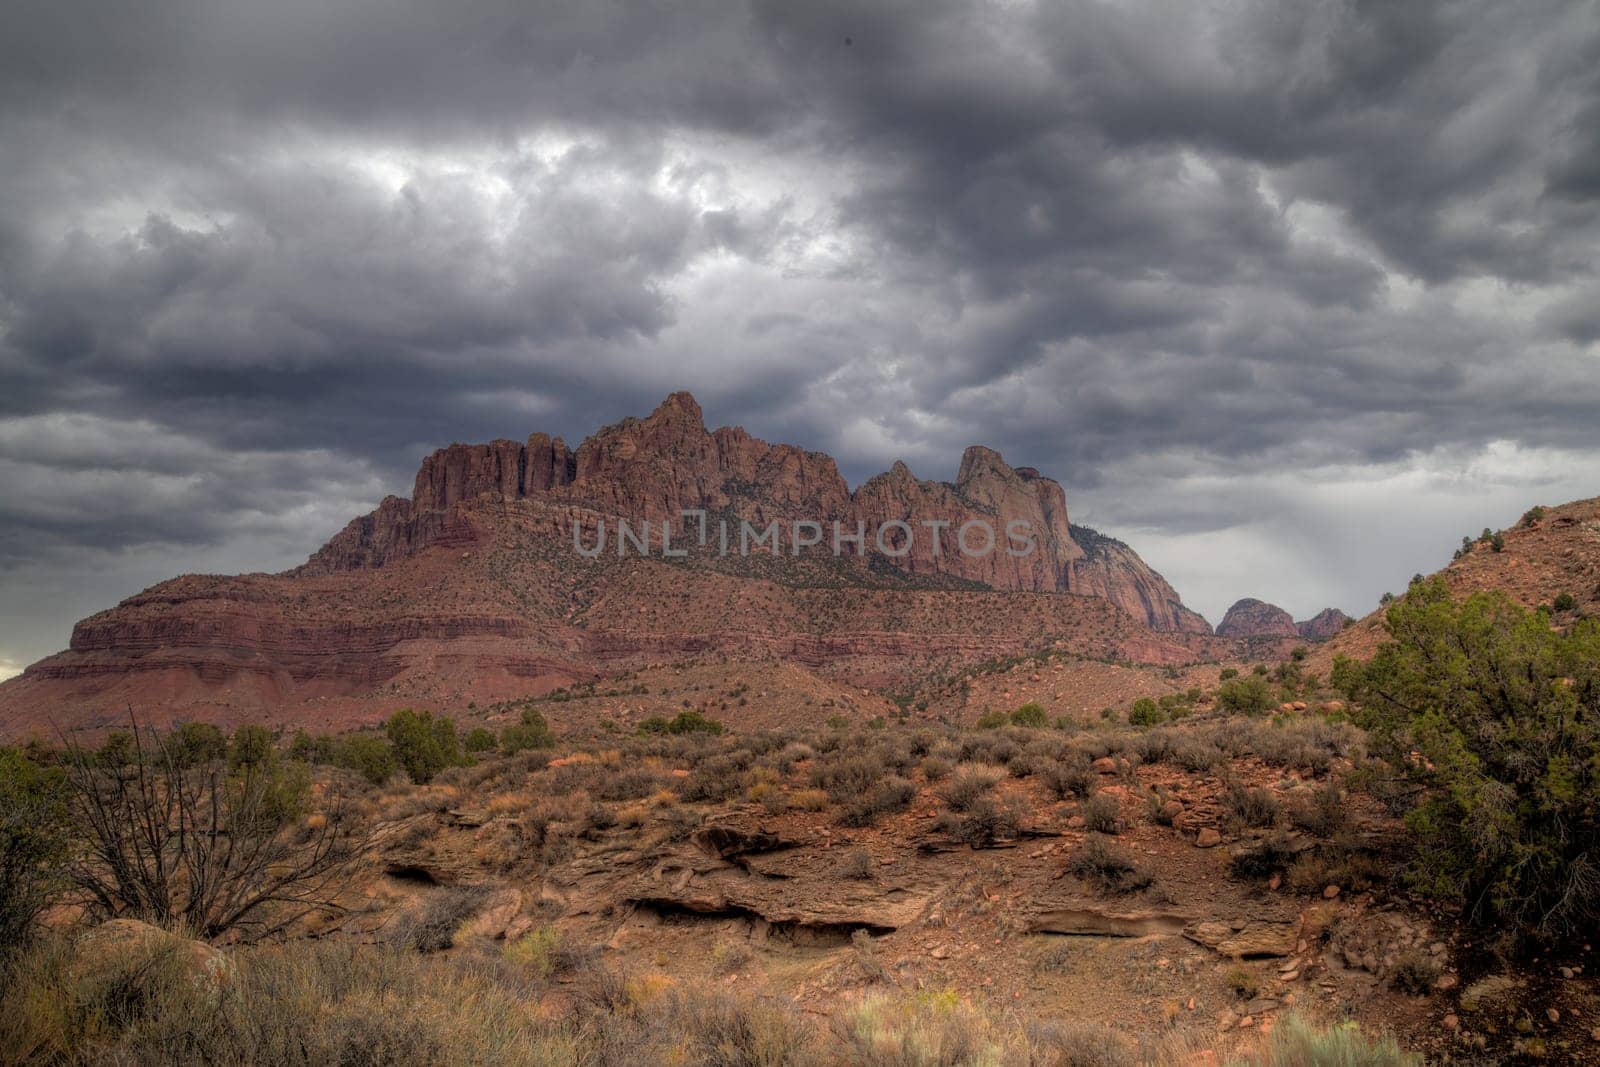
[302,392,1203,633]
[1216,598,1299,638]
[1295,607,1351,641]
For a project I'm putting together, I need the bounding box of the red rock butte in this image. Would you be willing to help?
[1,392,1246,737]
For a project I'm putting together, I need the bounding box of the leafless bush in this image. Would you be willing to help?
[61,717,369,941]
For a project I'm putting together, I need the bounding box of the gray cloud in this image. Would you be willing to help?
[1,0,1598,660]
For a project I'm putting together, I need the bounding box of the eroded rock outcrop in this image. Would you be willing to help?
[304,392,1198,632]
[1295,608,1351,641]
[1216,598,1299,638]
[1066,526,1212,634]
[1,393,1226,734]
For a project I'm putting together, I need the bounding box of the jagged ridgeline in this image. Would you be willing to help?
[1,393,1234,735]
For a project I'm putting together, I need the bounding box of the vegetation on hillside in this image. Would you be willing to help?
[1335,576,1600,945]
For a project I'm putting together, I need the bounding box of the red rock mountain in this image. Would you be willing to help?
[304,392,1205,630]
[1295,608,1351,640]
[1215,598,1299,639]
[1215,598,1351,641]
[0,393,1225,736]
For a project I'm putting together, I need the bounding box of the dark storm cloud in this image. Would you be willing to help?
[1,0,1599,662]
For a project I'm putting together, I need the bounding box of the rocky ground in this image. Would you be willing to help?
[287,693,1600,1064]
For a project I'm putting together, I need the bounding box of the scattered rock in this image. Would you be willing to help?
[1322,885,1340,899]
[1195,828,1222,848]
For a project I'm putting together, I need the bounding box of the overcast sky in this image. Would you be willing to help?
[2,0,1599,678]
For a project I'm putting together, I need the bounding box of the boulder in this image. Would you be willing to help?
[1184,919,1297,958]
[75,919,232,996]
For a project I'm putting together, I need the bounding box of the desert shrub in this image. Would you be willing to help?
[838,776,916,828]
[61,722,363,941]
[330,735,393,786]
[940,795,1023,846]
[1336,577,1600,946]
[1042,755,1097,800]
[227,724,276,772]
[840,849,874,880]
[1223,780,1282,830]
[1232,1014,1419,1066]
[170,722,228,767]
[1220,667,1239,681]
[1285,848,1386,895]
[1144,787,1178,826]
[811,752,887,803]
[1130,728,1175,764]
[1217,675,1275,716]
[1224,967,1260,999]
[839,990,1006,1064]
[1065,835,1151,894]
[1128,698,1163,727]
[1081,793,1121,834]
[596,767,665,802]
[1005,752,1042,779]
[1286,782,1345,837]
[1388,950,1441,994]
[639,710,724,736]
[389,885,489,953]
[676,763,746,803]
[711,938,757,975]
[920,755,952,781]
[386,710,461,784]
[503,925,595,982]
[1228,830,1300,879]
[288,730,336,764]
[1171,736,1224,773]
[940,763,1006,812]
[1009,702,1048,728]
[0,747,72,953]
[1026,1020,1135,1067]
[1553,591,1577,612]
[463,728,497,755]
[787,789,829,812]
[973,709,1009,730]
[500,707,554,754]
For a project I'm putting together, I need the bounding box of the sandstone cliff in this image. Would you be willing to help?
[305,392,1198,631]
[0,393,1230,735]
[1063,526,1211,635]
